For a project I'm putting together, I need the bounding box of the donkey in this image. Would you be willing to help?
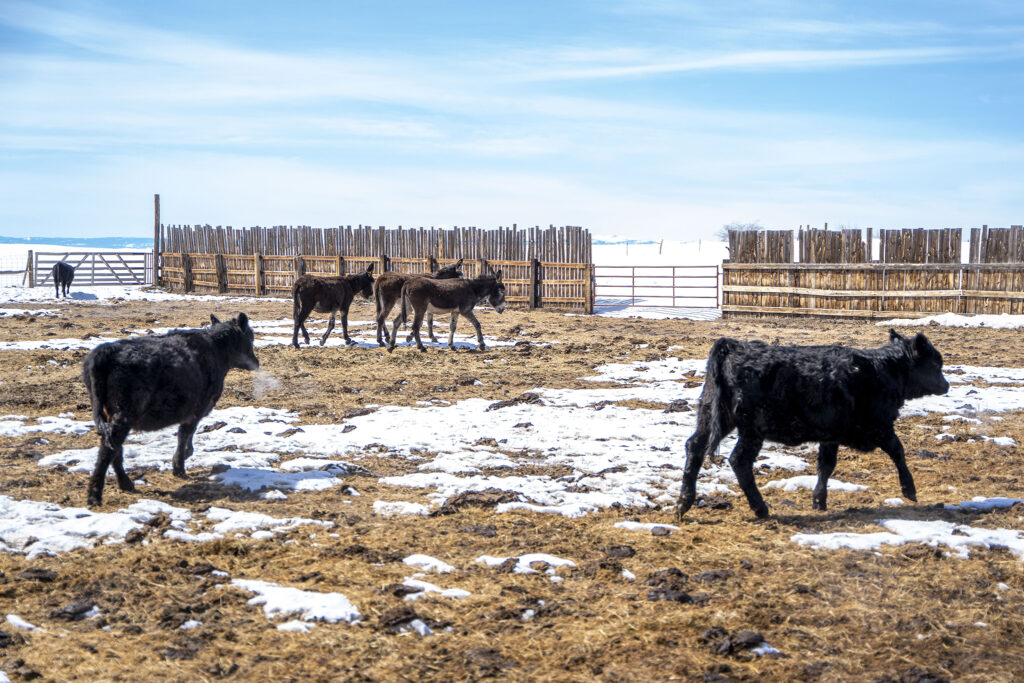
[388,271,506,352]
[52,261,75,297]
[373,258,464,346]
[291,265,375,348]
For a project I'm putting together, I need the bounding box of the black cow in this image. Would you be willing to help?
[676,330,949,520]
[52,261,75,297]
[82,313,259,506]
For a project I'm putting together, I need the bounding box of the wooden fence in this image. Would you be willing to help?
[723,227,1024,318]
[158,225,594,312]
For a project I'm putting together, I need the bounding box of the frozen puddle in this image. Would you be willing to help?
[0,496,332,558]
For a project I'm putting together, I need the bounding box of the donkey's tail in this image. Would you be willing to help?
[398,285,410,327]
[373,278,384,320]
[83,344,114,439]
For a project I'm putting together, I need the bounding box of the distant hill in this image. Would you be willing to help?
[592,234,659,245]
[0,235,152,249]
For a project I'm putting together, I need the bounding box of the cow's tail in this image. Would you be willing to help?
[700,337,739,454]
[84,345,114,440]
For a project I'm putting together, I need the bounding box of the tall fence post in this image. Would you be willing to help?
[181,252,193,293]
[294,255,305,282]
[528,258,538,310]
[334,255,343,276]
[379,253,390,274]
[254,252,264,296]
[27,250,34,288]
[153,194,160,285]
[215,254,227,293]
[583,264,594,314]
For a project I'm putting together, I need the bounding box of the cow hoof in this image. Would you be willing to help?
[903,491,918,502]
[753,506,771,519]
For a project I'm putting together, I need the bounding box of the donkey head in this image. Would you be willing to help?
[352,264,375,299]
[435,258,463,280]
[489,269,506,313]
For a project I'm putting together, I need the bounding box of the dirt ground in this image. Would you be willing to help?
[2,294,1024,682]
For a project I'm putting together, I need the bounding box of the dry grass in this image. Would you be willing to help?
[2,297,1024,681]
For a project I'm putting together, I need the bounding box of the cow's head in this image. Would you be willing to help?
[212,313,260,371]
[890,329,948,398]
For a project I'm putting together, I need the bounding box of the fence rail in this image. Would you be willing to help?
[160,253,595,313]
[594,265,719,308]
[723,262,1024,318]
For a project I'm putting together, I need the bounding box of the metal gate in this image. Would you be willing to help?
[594,265,719,309]
[34,251,154,287]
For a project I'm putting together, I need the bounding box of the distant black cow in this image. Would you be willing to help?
[82,313,259,506]
[676,330,949,520]
[291,266,375,348]
[52,261,75,297]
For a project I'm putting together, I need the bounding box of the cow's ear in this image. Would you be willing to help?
[210,314,221,326]
[455,258,463,268]
[912,333,932,356]
[237,312,250,330]
[366,263,375,274]
[888,328,904,343]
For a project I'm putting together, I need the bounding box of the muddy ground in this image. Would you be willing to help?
[1,294,1023,682]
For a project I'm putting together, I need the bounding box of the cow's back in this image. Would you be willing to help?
[85,331,222,431]
[718,341,902,449]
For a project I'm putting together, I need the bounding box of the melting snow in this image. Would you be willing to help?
[232,579,361,623]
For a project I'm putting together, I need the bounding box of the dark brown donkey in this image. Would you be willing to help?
[373,258,464,346]
[291,265,375,348]
[388,271,506,352]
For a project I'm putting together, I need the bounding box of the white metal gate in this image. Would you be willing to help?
[34,252,154,287]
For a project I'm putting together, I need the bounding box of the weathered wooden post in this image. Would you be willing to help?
[26,250,34,288]
[294,255,305,287]
[153,194,160,286]
[528,258,538,310]
[215,253,227,293]
[584,264,594,314]
[428,254,438,274]
[254,252,264,296]
[334,254,343,276]
[379,253,390,274]
[181,252,193,293]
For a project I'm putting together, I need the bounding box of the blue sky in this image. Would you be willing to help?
[2,1,1023,240]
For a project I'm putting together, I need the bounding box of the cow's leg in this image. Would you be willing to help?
[812,442,839,511]
[411,307,427,351]
[464,310,485,350]
[293,306,313,347]
[729,434,769,519]
[111,443,135,493]
[880,431,916,502]
[676,401,732,519]
[87,422,130,507]
[448,313,459,350]
[427,313,439,343]
[171,421,199,478]
[320,313,336,346]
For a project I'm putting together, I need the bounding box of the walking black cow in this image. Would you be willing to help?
[81,313,259,506]
[676,330,949,520]
[52,261,75,297]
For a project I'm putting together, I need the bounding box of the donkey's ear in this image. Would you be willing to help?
[237,312,250,330]
[210,314,221,326]
[495,269,503,282]
[366,263,375,274]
